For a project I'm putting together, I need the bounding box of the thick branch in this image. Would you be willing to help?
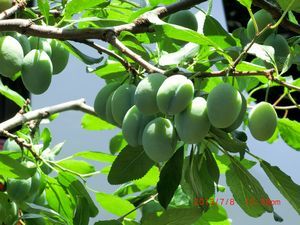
[109,35,164,74]
[0,99,96,132]
[253,0,300,34]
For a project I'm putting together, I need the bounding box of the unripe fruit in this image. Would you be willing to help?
[247,9,274,43]
[105,93,118,126]
[21,50,53,95]
[122,105,155,147]
[0,192,18,225]
[157,75,194,115]
[26,171,41,202]
[135,73,167,115]
[264,34,290,69]
[0,36,24,78]
[224,93,247,132]
[207,83,242,128]
[3,138,21,152]
[175,97,211,144]
[40,148,55,174]
[13,33,31,55]
[248,102,277,141]
[168,10,198,45]
[29,37,52,57]
[111,84,136,126]
[142,117,177,162]
[7,177,32,202]
[0,0,12,12]
[49,39,69,74]
[94,82,120,121]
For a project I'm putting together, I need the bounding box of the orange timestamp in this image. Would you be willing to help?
[194,197,281,206]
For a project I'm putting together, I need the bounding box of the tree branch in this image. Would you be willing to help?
[108,35,164,74]
[252,0,300,34]
[0,99,96,132]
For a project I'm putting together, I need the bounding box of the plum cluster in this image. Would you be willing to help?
[0,33,69,94]
[94,74,278,163]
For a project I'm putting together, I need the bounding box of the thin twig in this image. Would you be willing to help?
[109,35,165,74]
[0,98,96,132]
[78,40,138,74]
[0,0,26,20]
[273,105,300,110]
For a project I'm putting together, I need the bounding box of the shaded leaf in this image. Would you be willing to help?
[109,133,127,155]
[226,157,273,217]
[194,205,231,225]
[157,147,184,208]
[261,160,300,214]
[0,79,26,108]
[108,146,154,185]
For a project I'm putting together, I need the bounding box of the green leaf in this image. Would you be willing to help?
[93,60,129,80]
[149,0,177,6]
[0,79,26,108]
[81,114,115,131]
[226,157,273,217]
[95,220,122,225]
[96,192,136,219]
[109,133,127,155]
[46,177,74,224]
[278,118,300,151]
[260,160,300,214]
[204,149,220,185]
[157,147,184,209]
[236,0,252,8]
[73,196,90,225]
[141,207,203,225]
[201,12,236,49]
[0,152,36,179]
[108,145,154,185]
[135,166,160,188]
[57,159,95,175]
[147,15,220,49]
[194,205,231,225]
[37,0,50,23]
[61,41,103,65]
[58,172,98,217]
[73,151,116,163]
[40,128,52,150]
[64,0,109,18]
[214,154,257,174]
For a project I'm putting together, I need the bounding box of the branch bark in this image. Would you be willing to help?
[0,99,96,132]
[0,1,26,20]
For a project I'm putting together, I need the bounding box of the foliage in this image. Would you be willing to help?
[0,0,300,224]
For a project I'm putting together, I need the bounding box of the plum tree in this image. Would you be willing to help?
[49,39,69,74]
[157,75,194,115]
[134,73,167,115]
[248,101,277,141]
[3,138,22,152]
[111,84,136,126]
[21,49,53,95]
[122,105,155,147]
[175,97,211,144]
[13,33,31,55]
[29,37,52,57]
[207,83,242,128]
[94,82,120,121]
[224,93,247,132]
[0,0,12,12]
[247,9,275,43]
[142,117,177,162]
[0,36,24,78]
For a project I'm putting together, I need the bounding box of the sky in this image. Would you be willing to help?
[31,1,300,224]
